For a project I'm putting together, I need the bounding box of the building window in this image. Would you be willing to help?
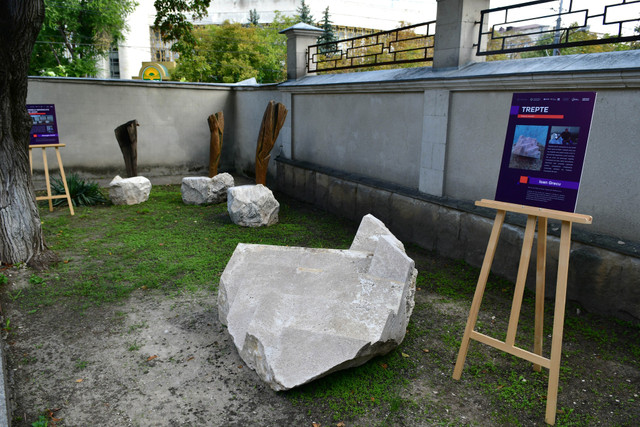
[150,28,177,62]
[109,47,120,79]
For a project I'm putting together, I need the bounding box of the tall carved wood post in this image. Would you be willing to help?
[255,101,288,185]
[114,119,139,177]
[208,111,224,177]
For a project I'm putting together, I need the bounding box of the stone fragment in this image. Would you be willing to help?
[350,214,404,253]
[181,173,234,205]
[227,184,279,227]
[108,175,151,205]
[218,214,417,391]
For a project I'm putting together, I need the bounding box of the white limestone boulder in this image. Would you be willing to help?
[217,214,417,391]
[227,184,279,227]
[181,173,234,205]
[108,175,151,205]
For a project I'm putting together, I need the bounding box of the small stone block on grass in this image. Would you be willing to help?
[181,173,234,205]
[108,175,151,205]
[227,184,279,227]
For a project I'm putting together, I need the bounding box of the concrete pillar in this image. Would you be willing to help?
[419,89,449,197]
[280,23,324,80]
[433,0,490,69]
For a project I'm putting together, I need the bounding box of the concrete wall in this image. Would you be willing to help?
[290,92,424,189]
[27,78,235,181]
[279,51,640,244]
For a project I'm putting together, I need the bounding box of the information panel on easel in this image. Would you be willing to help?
[27,104,60,145]
[453,92,597,425]
[494,92,596,212]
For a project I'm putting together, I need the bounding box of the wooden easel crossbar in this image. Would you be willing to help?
[29,144,75,216]
[452,199,591,426]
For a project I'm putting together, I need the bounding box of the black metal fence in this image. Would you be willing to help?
[477,0,640,56]
[307,21,436,73]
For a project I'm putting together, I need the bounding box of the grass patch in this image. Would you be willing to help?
[287,345,416,422]
[8,184,636,426]
[27,185,356,309]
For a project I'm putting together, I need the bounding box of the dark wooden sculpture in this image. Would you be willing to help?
[114,119,139,177]
[208,112,225,177]
[255,101,288,185]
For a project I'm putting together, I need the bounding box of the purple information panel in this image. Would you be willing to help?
[494,92,596,213]
[27,104,60,145]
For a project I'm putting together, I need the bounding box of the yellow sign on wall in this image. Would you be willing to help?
[142,65,163,81]
[135,61,175,80]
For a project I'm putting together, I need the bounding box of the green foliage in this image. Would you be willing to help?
[173,13,296,83]
[50,173,107,207]
[296,0,314,25]
[153,0,212,56]
[31,415,48,427]
[317,7,337,53]
[0,274,7,286]
[30,0,137,77]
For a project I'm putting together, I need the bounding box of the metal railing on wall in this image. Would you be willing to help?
[477,0,640,56]
[307,21,436,73]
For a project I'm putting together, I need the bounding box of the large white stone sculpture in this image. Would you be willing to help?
[108,175,151,205]
[227,184,279,227]
[217,214,417,391]
[181,173,234,205]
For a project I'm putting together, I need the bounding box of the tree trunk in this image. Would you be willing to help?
[0,0,55,268]
[114,119,139,177]
[207,112,224,177]
[255,101,287,185]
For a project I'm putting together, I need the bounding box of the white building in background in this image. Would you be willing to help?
[103,0,437,80]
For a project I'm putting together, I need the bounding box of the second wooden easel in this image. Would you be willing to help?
[452,199,591,425]
[29,143,75,216]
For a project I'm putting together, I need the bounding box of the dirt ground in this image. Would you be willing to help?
[2,252,638,426]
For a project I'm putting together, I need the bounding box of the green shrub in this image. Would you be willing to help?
[51,173,108,207]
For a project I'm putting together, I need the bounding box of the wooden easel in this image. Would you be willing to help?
[29,144,75,216]
[452,199,591,425]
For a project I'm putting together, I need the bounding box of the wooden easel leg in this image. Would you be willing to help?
[453,209,506,380]
[41,148,53,212]
[533,217,547,372]
[54,147,75,216]
[545,220,572,426]
[29,148,33,173]
[505,215,537,346]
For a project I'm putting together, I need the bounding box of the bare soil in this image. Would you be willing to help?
[2,248,639,426]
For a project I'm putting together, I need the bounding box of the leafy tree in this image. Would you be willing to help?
[317,6,336,53]
[153,0,211,56]
[248,8,260,26]
[1,0,58,267]
[296,0,314,25]
[29,0,137,77]
[172,13,296,83]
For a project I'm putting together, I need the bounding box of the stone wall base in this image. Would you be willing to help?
[276,158,640,322]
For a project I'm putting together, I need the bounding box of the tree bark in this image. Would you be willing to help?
[114,119,139,177]
[0,0,56,268]
[255,101,287,185]
[207,112,224,177]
